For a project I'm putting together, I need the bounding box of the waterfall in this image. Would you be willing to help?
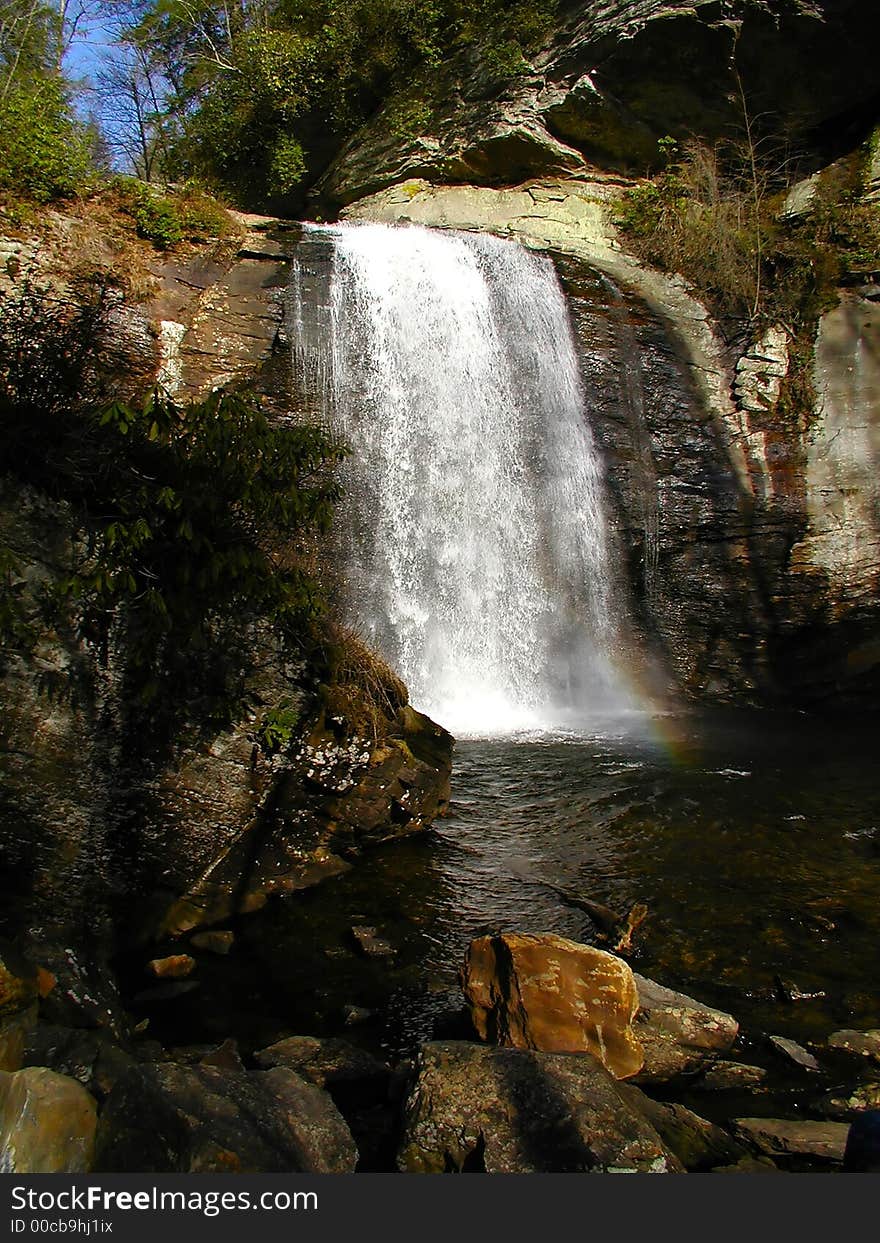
[290,221,630,736]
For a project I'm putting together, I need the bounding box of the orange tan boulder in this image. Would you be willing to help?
[460,932,644,1080]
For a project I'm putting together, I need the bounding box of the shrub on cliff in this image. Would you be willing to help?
[0,278,348,737]
[616,137,880,329]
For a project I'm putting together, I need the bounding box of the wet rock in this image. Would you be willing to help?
[0,946,39,1072]
[23,1025,136,1102]
[95,1062,357,1173]
[694,1060,768,1092]
[351,926,395,958]
[398,1041,682,1173]
[767,1036,820,1071]
[146,955,196,979]
[733,1117,849,1164]
[631,973,738,1083]
[461,932,643,1079]
[198,1039,245,1073]
[617,1090,748,1172]
[826,1029,880,1064]
[190,930,234,955]
[0,1066,97,1172]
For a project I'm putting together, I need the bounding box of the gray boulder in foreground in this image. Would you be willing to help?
[632,974,739,1082]
[397,1041,683,1173]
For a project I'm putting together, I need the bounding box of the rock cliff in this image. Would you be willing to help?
[315,0,880,209]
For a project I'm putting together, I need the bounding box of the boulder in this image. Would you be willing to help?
[631,973,738,1083]
[397,1041,682,1173]
[0,1066,97,1172]
[733,1117,849,1164]
[461,932,643,1079]
[94,1062,357,1173]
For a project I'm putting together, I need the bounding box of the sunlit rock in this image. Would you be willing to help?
[461,932,644,1079]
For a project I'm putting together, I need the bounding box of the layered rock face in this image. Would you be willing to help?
[316,0,879,209]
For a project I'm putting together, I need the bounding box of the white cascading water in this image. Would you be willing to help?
[291,221,631,736]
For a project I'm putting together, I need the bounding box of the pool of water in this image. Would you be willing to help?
[140,708,880,1064]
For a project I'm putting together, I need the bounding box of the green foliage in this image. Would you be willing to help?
[117,0,561,207]
[268,136,307,196]
[255,699,301,753]
[0,278,348,736]
[114,178,234,249]
[0,78,93,203]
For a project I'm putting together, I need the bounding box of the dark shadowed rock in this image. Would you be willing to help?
[23,1025,136,1102]
[255,1035,390,1101]
[398,1041,682,1173]
[617,1089,749,1172]
[94,1063,357,1173]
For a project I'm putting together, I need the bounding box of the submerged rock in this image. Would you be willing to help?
[631,973,739,1083]
[95,1062,357,1173]
[190,930,234,955]
[397,1041,682,1173]
[461,932,643,1079]
[0,1066,97,1173]
[351,926,395,958]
